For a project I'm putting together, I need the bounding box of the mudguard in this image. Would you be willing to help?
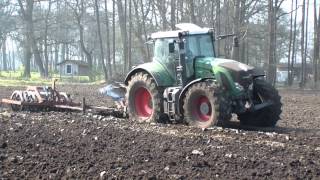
[124,62,175,87]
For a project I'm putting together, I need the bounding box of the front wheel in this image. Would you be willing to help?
[126,72,163,123]
[238,79,282,127]
[183,81,230,128]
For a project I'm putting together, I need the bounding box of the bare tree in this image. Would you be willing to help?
[95,0,108,81]
[117,0,128,72]
[300,0,306,87]
[44,0,52,78]
[267,0,285,85]
[104,0,112,78]
[67,0,94,80]
[287,0,294,85]
[112,0,116,74]
[314,0,320,86]
[170,0,176,30]
[18,0,46,77]
[128,0,132,69]
[2,36,7,71]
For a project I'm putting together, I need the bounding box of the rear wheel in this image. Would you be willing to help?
[126,72,163,123]
[183,81,230,128]
[238,79,282,127]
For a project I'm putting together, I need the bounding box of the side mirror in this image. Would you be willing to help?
[169,42,175,53]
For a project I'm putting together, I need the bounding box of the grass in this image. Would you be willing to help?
[0,70,95,87]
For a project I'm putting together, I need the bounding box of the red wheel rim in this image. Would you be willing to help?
[134,87,153,118]
[193,96,212,122]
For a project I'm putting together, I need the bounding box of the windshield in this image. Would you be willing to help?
[186,34,215,58]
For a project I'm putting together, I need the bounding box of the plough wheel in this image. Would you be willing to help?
[10,92,23,111]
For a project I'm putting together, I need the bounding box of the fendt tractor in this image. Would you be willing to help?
[109,23,282,129]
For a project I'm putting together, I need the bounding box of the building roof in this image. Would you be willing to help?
[150,23,212,39]
[56,60,89,67]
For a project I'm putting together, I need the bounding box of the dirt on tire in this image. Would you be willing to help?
[0,85,320,179]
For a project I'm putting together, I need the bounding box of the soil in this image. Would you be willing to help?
[0,85,320,179]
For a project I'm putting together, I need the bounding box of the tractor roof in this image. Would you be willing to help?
[150,23,212,39]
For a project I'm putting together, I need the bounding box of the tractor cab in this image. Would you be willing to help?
[150,23,216,85]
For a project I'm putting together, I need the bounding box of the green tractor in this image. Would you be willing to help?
[113,23,281,128]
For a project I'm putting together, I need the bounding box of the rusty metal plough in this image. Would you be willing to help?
[0,80,126,117]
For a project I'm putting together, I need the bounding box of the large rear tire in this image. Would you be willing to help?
[126,72,163,123]
[183,81,231,128]
[238,79,282,127]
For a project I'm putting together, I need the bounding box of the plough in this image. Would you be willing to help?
[0,79,126,117]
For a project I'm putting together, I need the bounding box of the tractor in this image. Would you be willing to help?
[108,23,282,128]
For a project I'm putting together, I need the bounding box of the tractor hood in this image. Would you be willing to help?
[195,57,264,91]
[212,58,262,88]
[212,58,254,72]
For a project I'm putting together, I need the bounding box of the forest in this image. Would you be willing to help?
[0,0,319,88]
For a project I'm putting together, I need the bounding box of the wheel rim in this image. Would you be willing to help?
[193,96,212,122]
[134,87,153,118]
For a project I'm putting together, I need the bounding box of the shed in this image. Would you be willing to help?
[57,60,90,76]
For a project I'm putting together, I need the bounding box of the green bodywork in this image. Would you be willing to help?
[194,57,245,96]
[127,57,244,97]
[125,61,175,87]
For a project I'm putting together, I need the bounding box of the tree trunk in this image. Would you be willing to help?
[104,0,112,78]
[54,42,58,72]
[189,0,196,23]
[303,0,310,85]
[44,0,52,78]
[215,0,221,56]
[112,0,116,74]
[128,0,132,69]
[95,0,108,81]
[18,0,45,77]
[300,0,306,88]
[117,0,128,73]
[23,36,32,78]
[267,0,277,85]
[140,0,151,62]
[231,0,240,61]
[314,1,320,86]
[287,0,294,86]
[170,0,176,30]
[2,36,7,71]
[132,0,148,62]
[290,0,298,86]
[11,42,15,72]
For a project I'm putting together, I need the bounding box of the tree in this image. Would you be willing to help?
[44,0,52,77]
[300,0,306,88]
[2,36,7,71]
[18,0,46,77]
[314,0,320,86]
[67,0,94,80]
[94,0,108,81]
[116,0,128,73]
[104,0,112,78]
[267,0,285,85]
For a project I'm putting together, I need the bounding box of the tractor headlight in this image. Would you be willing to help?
[235,82,244,91]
